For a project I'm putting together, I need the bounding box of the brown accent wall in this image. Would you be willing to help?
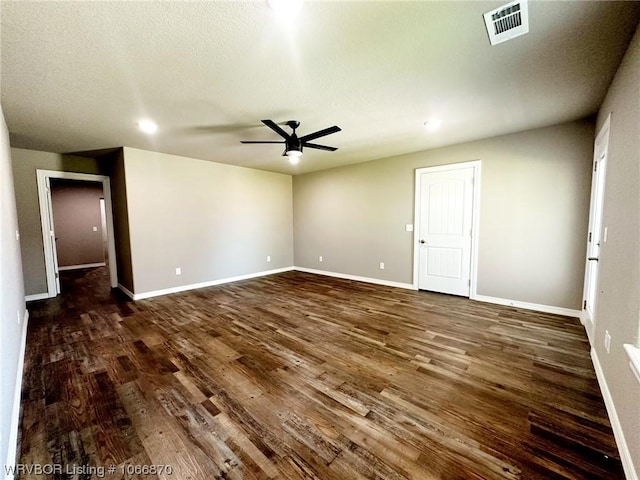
[50,179,105,268]
[108,148,134,292]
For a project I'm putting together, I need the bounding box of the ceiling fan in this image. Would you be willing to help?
[241,119,341,163]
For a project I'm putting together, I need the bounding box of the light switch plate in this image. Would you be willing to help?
[175,267,182,276]
[405,224,414,232]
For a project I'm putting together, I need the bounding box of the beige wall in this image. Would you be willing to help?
[122,147,293,295]
[10,148,107,295]
[50,180,105,268]
[593,26,640,474]
[0,106,27,473]
[294,120,594,310]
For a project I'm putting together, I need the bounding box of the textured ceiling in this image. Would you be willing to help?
[1,1,639,175]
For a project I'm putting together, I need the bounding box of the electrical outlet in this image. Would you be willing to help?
[379,262,385,270]
[92,226,98,232]
[267,256,271,262]
[319,256,323,262]
[604,330,611,353]
[175,267,182,276]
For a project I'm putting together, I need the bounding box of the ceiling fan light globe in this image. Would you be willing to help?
[267,0,302,16]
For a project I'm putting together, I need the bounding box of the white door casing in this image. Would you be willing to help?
[582,115,610,343]
[36,170,118,298]
[413,162,480,297]
[44,176,61,294]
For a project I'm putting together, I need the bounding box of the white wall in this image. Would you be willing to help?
[122,147,294,296]
[0,106,27,476]
[10,148,106,296]
[592,25,640,477]
[294,120,594,311]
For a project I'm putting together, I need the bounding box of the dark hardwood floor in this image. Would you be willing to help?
[18,267,623,479]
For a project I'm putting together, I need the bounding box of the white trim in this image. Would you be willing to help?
[118,283,136,300]
[25,292,50,302]
[624,344,640,385]
[5,310,29,480]
[591,348,637,480]
[412,160,482,296]
[295,267,415,290]
[36,170,119,298]
[472,294,581,318]
[58,262,106,271]
[123,267,295,300]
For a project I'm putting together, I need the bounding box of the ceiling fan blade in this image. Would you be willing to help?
[240,141,284,144]
[262,119,291,139]
[299,125,341,143]
[303,142,338,151]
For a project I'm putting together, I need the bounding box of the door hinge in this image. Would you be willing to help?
[55,272,59,278]
[594,161,598,172]
[583,300,587,310]
[588,232,592,242]
[468,279,471,287]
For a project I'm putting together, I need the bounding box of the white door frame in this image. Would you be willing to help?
[36,170,118,297]
[413,161,482,296]
[581,115,611,343]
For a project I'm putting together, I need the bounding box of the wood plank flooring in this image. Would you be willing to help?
[18,267,623,479]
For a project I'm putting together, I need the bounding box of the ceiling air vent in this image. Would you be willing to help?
[483,0,529,46]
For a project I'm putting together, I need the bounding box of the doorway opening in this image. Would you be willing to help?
[36,170,117,298]
[413,161,481,296]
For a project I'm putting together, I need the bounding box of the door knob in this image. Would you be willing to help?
[420,239,426,244]
[588,257,599,261]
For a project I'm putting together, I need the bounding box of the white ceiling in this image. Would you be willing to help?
[1,1,638,175]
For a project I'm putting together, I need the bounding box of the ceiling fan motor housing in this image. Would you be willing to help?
[240,119,340,157]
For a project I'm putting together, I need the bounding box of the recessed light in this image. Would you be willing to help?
[424,119,442,132]
[137,119,158,134]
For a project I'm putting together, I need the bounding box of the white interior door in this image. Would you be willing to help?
[417,166,475,296]
[582,116,610,342]
[45,177,61,294]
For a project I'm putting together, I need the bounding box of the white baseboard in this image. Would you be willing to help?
[117,283,136,300]
[294,267,415,290]
[472,294,581,318]
[591,348,637,480]
[25,292,49,302]
[58,262,106,271]
[122,267,295,301]
[5,310,29,480]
